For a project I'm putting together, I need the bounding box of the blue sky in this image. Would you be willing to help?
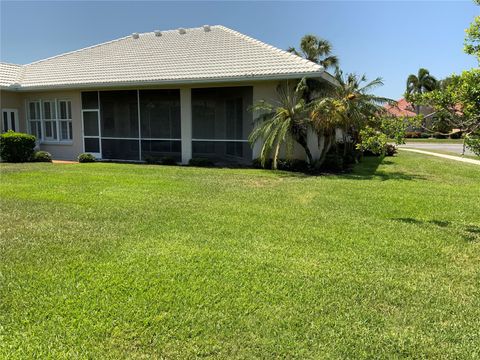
[1,1,478,99]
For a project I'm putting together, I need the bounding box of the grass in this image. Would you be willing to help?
[403,138,464,143]
[1,152,479,359]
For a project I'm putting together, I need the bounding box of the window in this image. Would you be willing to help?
[43,100,57,140]
[27,99,73,142]
[58,100,73,141]
[28,101,42,140]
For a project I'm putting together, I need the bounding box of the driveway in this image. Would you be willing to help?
[398,142,474,156]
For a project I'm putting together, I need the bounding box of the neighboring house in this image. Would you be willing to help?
[384,98,435,131]
[0,25,333,163]
[384,98,417,118]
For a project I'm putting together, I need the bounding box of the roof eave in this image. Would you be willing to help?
[6,71,327,91]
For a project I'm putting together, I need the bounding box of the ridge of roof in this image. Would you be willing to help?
[26,34,131,66]
[0,61,23,67]
[3,25,328,90]
[26,25,222,66]
[216,25,323,71]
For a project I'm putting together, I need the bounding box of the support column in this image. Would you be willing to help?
[180,87,192,164]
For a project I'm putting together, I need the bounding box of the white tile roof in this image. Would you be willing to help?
[0,63,23,88]
[1,25,324,90]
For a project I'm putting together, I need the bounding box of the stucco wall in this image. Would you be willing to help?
[2,80,327,162]
[0,90,26,132]
[251,81,325,162]
[22,90,83,160]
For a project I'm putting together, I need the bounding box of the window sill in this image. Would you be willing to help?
[40,141,74,146]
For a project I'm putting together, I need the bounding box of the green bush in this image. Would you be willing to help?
[449,131,463,139]
[420,133,431,139]
[385,144,397,156]
[434,132,448,139]
[321,153,344,171]
[0,131,36,162]
[465,135,480,156]
[252,158,311,172]
[189,158,214,167]
[405,131,422,138]
[277,159,310,173]
[78,153,96,163]
[144,156,178,165]
[33,151,52,162]
[252,158,272,169]
[144,155,160,164]
[159,156,177,165]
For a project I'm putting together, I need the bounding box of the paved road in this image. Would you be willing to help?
[398,142,474,156]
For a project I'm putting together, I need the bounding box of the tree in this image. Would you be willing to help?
[250,72,401,171]
[249,79,314,169]
[411,69,480,154]
[405,68,438,111]
[311,70,395,162]
[464,3,480,63]
[288,35,339,70]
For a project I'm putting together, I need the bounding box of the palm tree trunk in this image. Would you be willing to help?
[317,134,333,167]
[272,141,281,170]
[297,136,313,165]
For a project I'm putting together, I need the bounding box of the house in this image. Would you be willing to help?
[0,25,333,163]
[384,98,417,118]
[384,98,437,132]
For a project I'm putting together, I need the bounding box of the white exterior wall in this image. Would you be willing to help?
[22,90,83,160]
[0,90,27,133]
[3,80,326,163]
[251,81,326,162]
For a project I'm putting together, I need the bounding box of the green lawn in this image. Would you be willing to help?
[403,138,464,144]
[1,153,479,359]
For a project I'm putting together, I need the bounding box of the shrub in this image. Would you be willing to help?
[384,144,397,156]
[465,135,480,156]
[405,131,422,138]
[449,131,463,139]
[321,153,344,171]
[144,156,177,165]
[252,158,272,169]
[434,132,448,139]
[160,156,177,166]
[144,155,160,164]
[420,133,431,139]
[277,159,310,173]
[78,153,96,163]
[189,158,214,167]
[252,158,310,172]
[0,131,36,162]
[33,151,52,162]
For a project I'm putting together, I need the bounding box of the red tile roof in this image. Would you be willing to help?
[384,98,416,117]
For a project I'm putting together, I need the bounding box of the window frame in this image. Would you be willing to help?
[26,99,73,144]
[27,100,42,141]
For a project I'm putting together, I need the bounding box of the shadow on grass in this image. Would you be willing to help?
[100,155,424,181]
[392,217,480,242]
[341,156,426,181]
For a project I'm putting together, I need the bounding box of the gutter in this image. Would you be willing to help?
[2,70,334,92]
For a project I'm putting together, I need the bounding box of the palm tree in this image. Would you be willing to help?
[249,79,314,169]
[288,34,339,70]
[406,68,438,113]
[311,70,394,162]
